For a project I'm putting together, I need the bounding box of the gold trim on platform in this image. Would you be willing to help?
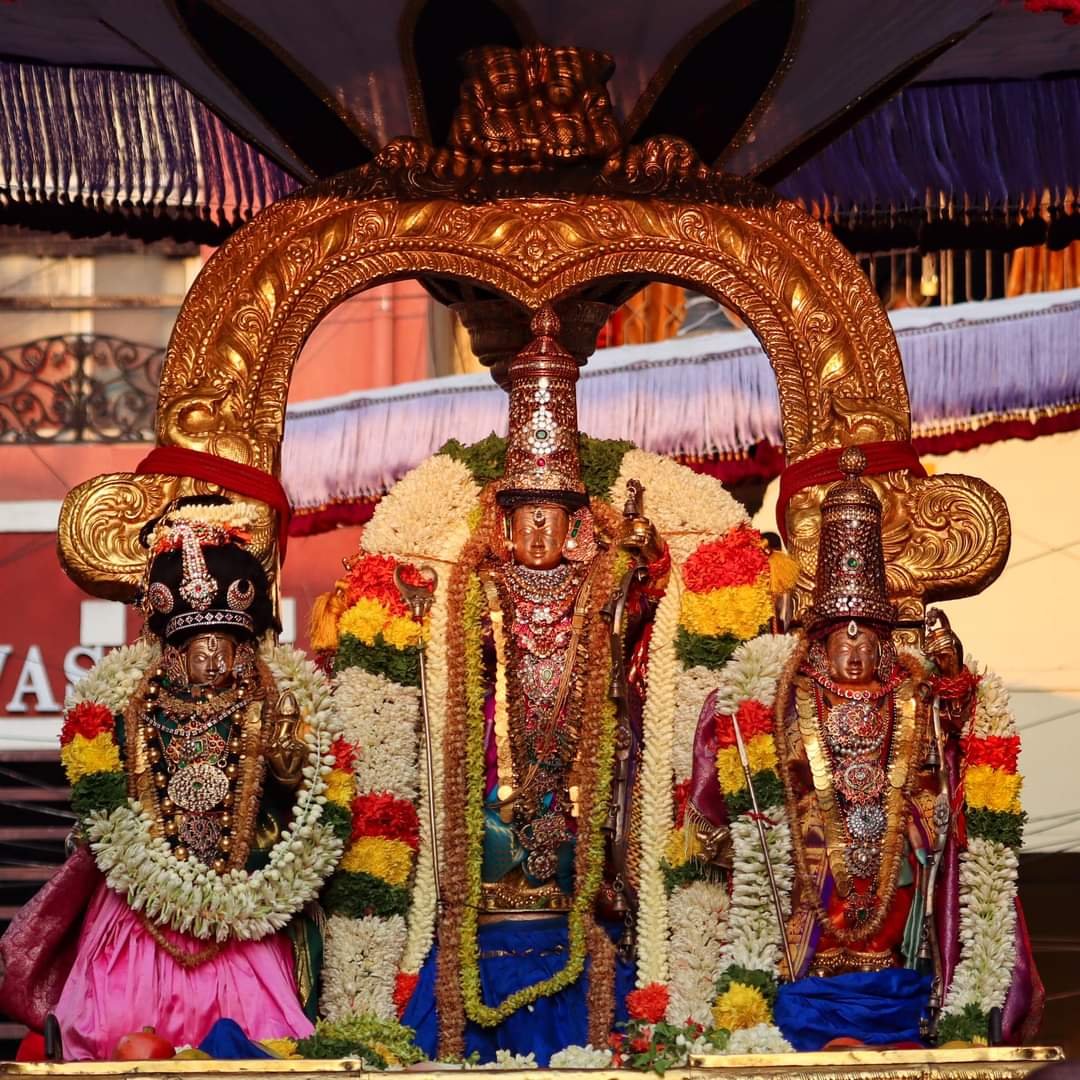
[0,1047,1065,1078]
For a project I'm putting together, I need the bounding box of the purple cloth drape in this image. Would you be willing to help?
[0,60,297,238]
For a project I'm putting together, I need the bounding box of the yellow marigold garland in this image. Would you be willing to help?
[60,732,122,784]
[963,764,1022,814]
[324,768,355,808]
[712,982,772,1031]
[679,580,772,641]
[341,836,415,886]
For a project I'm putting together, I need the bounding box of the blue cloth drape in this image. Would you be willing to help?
[402,917,635,1065]
[774,969,932,1050]
[198,1018,273,1059]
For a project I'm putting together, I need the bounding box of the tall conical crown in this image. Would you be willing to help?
[805,446,895,634]
[496,304,587,509]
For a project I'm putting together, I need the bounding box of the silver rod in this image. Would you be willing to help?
[731,711,796,981]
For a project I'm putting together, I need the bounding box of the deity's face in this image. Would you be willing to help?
[509,503,569,570]
[184,632,237,689]
[824,623,880,687]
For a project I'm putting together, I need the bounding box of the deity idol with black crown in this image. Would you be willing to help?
[0,498,344,1059]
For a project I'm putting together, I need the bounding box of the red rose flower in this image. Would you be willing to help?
[393,971,419,1018]
[735,699,774,740]
[59,701,115,747]
[963,734,1021,774]
[626,981,669,1023]
[345,554,432,617]
[715,699,772,749]
[682,527,770,592]
[351,791,421,849]
[329,736,356,773]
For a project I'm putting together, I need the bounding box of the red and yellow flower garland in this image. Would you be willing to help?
[318,552,429,1021]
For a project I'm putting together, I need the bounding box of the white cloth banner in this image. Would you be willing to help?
[282,288,1080,510]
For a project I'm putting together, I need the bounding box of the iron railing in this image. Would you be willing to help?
[0,334,162,443]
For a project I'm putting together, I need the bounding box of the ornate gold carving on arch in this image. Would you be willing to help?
[58,178,1009,621]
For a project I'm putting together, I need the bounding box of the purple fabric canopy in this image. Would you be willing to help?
[777,76,1080,233]
[0,60,297,242]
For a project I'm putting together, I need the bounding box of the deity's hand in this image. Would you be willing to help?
[619,479,664,565]
[925,607,963,678]
[265,691,306,787]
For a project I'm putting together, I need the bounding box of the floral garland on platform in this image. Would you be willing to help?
[938,662,1026,1044]
[615,456,789,1026]
[61,641,345,943]
[707,634,798,1048]
[318,552,430,1020]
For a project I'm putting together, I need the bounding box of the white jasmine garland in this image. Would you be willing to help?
[467,1050,538,1069]
[548,1045,613,1068]
[719,807,793,974]
[335,666,421,801]
[724,1024,794,1053]
[970,664,1015,739]
[666,880,730,1026]
[362,454,480,561]
[85,642,342,942]
[710,634,797,718]
[325,663,422,1014]
[635,570,681,988]
[942,838,1018,1017]
[941,654,1023,1022]
[322,914,408,1021]
[67,639,159,714]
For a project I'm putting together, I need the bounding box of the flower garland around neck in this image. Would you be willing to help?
[456,568,618,1027]
[62,640,346,943]
[705,633,799,1047]
[938,661,1025,1045]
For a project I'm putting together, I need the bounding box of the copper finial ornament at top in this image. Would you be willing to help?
[496,304,587,507]
[805,445,896,634]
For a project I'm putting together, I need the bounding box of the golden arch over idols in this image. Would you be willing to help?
[58,148,1009,622]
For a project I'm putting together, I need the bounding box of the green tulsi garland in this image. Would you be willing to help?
[441,434,636,501]
[322,870,410,919]
[335,633,420,687]
[296,1014,423,1065]
[440,433,507,486]
[965,807,1027,850]
[321,801,353,845]
[674,628,743,671]
[71,771,127,820]
[936,1003,990,1045]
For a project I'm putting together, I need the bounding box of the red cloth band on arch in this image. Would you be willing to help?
[136,445,293,561]
[776,439,927,544]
